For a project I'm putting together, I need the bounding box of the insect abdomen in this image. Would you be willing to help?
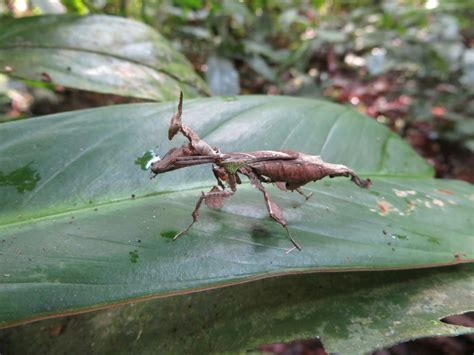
[250,160,325,185]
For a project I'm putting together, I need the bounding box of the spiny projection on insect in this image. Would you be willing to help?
[149,93,371,252]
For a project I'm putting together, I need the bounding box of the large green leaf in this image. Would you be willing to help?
[0,96,472,329]
[0,265,472,354]
[0,15,209,100]
[0,96,433,224]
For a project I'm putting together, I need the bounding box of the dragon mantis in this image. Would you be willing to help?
[149,93,371,252]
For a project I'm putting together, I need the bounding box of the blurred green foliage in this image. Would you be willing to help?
[1,0,473,152]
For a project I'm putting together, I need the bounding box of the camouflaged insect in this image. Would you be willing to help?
[150,93,371,252]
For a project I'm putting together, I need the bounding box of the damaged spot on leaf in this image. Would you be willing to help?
[432,199,444,207]
[393,189,416,198]
[404,200,416,215]
[377,200,396,216]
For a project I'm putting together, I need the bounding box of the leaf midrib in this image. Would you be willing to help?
[0,175,441,230]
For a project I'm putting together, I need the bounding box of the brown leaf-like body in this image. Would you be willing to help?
[249,153,326,187]
[235,151,370,190]
[152,92,370,251]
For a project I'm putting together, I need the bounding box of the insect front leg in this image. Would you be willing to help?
[240,168,302,252]
[174,181,237,241]
[212,165,227,190]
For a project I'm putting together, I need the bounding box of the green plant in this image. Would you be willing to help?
[0,9,473,354]
[0,95,473,352]
[0,15,209,100]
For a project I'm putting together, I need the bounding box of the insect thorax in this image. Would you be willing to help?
[221,161,244,174]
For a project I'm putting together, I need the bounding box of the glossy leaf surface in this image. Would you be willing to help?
[0,15,209,100]
[0,96,472,329]
[0,265,472,354]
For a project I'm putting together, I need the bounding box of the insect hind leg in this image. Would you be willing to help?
[295,188,313,201]
[241,168,302,252]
